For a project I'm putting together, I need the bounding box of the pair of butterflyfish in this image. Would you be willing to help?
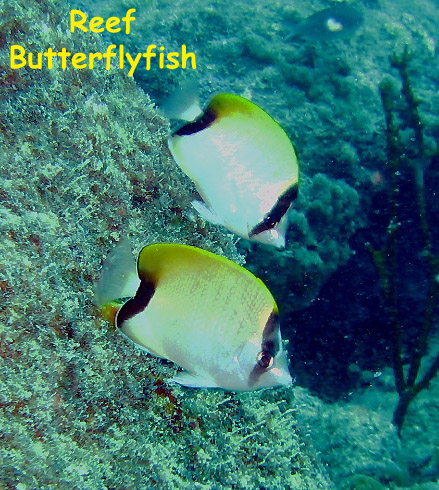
[165,89,299,249]
[95,240,292,391]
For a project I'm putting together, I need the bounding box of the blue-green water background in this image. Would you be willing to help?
[1,0,438,488]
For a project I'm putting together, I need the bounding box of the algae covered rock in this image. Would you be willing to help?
[0,0,331,487]
[345,474,387,490]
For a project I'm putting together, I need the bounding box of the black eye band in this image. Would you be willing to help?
[249,183,298,237]
[247,311,280,387]
[261,312,280,356]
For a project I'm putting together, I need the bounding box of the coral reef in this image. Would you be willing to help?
[0,0,330,487]
[2,0,438,486]
[243,173,364,312]
[368,47,439,434]
[295,361,439,488]
[85,0,437,313]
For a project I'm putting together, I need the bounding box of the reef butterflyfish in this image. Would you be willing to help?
[285,4,363,41]
[165,90,299,249]
[95,240,292,391]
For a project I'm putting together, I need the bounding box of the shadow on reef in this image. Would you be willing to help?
[284,238,392,403]
[369,48,439,434]
[286,152,439,404]
[282,49,439,432]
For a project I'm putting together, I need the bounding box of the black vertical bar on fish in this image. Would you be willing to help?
[116,280,156,328]
[249,183,298,237]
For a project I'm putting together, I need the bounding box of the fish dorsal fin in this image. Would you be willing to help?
[95,238,139,308]
[207,93,270,121]
[160,79,201,122]
[136,244,277,311]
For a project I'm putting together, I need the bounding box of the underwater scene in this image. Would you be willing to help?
[1,0,438,488]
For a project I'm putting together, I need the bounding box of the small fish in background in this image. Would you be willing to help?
[285,4,364,41]
[163,84,299,249]
[95,240,292,391]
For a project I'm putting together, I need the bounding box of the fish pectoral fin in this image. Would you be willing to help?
[171,371,219,389]
[191,200,223,225]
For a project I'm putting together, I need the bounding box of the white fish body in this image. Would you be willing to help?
[167,94,299,249]
[97,241,292,391]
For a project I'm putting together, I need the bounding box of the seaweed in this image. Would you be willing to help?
[367,46,439,434]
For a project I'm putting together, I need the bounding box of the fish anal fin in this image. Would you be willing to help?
[191,200,223,225]
[171,371,219,389]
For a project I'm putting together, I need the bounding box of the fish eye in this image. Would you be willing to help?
[256,351,274,370]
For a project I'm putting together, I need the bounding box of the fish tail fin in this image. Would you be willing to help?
[159,79,202,122]
[100,299,126,327]
[95,238,140,311]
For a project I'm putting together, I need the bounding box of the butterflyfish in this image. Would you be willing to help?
[95,240,292,391]
[166,93,299,249]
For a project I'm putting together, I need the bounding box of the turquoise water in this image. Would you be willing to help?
[1,0,438,487]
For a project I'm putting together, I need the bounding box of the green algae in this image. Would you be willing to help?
[0,0,330,487]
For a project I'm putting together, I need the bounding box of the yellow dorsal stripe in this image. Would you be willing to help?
[137,243,278,314]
